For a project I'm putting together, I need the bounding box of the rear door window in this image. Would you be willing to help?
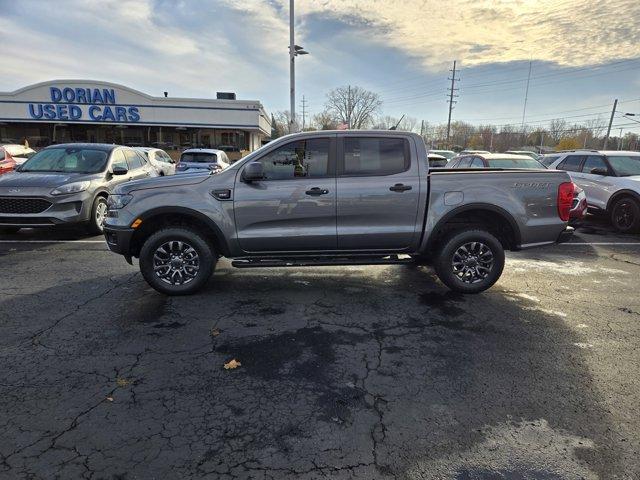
[341,137,409,176]
[557,155,584,172]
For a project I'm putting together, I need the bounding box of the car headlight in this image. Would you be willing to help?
[106,194,133,209]
[50,181,91,196]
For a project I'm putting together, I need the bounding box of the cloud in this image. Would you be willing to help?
[0,0,285,99]
[240,0,640,71]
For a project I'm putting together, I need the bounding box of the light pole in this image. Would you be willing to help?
[289,0,308,133]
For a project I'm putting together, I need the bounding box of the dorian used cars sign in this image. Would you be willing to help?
[27,87,140,123]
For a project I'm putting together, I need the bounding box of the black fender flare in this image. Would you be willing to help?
[606,189,640,212]
[426,203,522,250]
[136,206,231,256]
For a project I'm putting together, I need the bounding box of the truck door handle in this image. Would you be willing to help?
[389,183,412,192]
[305,187,329,196]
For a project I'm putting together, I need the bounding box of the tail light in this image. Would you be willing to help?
[557,182,574,221]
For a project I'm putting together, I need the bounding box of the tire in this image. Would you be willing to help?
[87,196,108,235]
[139,227,216,295]
[610,197,640,233]
[434,229,505,294]
[0,226,21,234]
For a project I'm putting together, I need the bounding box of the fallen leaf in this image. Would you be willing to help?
[106,396,114,402]
[116,377,131,387]
[210,328,221,337]
[224,359,241,370]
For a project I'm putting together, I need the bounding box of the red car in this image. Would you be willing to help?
[0,147,17,176]
[570,183,588,226]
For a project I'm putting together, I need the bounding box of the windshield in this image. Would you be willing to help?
[181,152,217,163]
[20,147,109,173]
[540,155,559,166]
[486,157,544,169]
[607,155,640,176]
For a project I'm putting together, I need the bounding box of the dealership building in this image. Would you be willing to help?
[0,80,271,152]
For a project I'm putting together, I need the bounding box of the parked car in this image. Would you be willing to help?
[427,153,448,168]
[547,150,640,232]
[0,147,17,176]
[505,150,541,160]
[455,149,491,157]
[446,153,545,169]
[539,153,562,167]
[104,130,573,296]
[135,147,176,176]
[427,149,456,160]
[176,148,230,174]
[0,143,157,234]
[570,183,588,227]
[2,144,37,165]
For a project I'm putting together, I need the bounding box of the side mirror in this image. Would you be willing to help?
[590,167,608,176]
[112,165,129,176]
[242,162,264,182]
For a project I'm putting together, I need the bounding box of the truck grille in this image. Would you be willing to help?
[0,197,52,214]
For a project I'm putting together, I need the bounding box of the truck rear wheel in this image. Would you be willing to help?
[434,229,504,294]
[139,227,216,295]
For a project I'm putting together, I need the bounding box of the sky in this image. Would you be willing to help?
[1,0,640,132]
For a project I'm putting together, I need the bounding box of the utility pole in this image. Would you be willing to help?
[446,60,459,146]
[288,0,309,133]
[539,131,545,152]
[619,128,623,150]
[300,95,307,130]
[603,98,618,149]
[289,0,296,133]
[521,60,532,143]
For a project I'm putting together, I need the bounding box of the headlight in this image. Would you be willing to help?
[50,181,91,196]
[106,194,133,209]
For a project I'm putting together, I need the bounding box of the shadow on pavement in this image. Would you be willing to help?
[0,263,624,479]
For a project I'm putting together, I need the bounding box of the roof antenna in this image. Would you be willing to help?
[390,114,405,130]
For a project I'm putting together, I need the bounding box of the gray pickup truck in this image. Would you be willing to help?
[103,131,574,295]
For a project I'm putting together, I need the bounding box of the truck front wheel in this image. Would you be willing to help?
[434,229,505,294]
[139,227,216,295]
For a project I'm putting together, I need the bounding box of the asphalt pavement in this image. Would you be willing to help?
[0,216,639,479]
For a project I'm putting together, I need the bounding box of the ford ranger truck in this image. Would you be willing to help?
[103,131,574,295]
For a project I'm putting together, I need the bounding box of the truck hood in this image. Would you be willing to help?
[0,171,102,188]
[116,171,211,194]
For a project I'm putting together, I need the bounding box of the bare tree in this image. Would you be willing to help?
[548,118,568,145]
[311,110,339,130]
[325,85,382,129]
[272,111,300,137]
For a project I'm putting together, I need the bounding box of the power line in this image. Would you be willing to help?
[461,58,640,89]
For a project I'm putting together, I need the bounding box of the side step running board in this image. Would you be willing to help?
[231,255,414,269]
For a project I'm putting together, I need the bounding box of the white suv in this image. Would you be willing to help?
[547,150,640,232]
